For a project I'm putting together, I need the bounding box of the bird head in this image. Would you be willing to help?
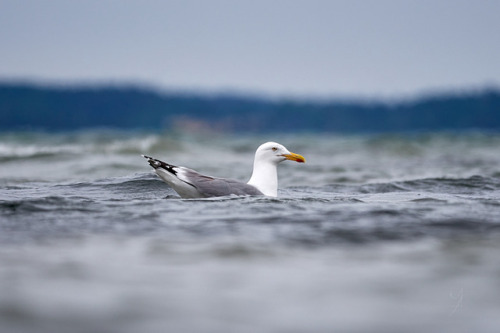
[255,142,306,165]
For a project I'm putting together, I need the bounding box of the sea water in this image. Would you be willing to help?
[1,131,500,332]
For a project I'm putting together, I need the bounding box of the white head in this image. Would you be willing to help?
[254,141,306,165]
[247,142,305,196]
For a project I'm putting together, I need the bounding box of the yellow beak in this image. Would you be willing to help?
[282,152,306,163]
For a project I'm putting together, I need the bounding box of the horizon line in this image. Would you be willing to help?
[1,77,499,104]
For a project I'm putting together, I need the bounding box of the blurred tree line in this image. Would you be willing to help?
[1,83,499,133]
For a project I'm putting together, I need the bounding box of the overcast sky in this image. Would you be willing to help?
[1,0,499,98]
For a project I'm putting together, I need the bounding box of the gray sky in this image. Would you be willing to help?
[1,0,499,98]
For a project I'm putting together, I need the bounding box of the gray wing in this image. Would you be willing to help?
[182,169,263,197]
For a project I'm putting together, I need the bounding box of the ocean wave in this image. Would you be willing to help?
[0,196,97,214]
[395,175,500,193]
[312,175,500,195]
[0,143,79,161]
[0,132,184,162]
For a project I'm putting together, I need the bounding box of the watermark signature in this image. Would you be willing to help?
[449,287,464,316]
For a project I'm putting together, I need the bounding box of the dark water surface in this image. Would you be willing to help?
[1,131,500,332]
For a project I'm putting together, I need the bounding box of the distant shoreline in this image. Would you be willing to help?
[1,82,499,133]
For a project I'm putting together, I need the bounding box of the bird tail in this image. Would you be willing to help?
[142,155,178,174]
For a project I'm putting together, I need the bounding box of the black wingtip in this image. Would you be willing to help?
[142,155,177,174]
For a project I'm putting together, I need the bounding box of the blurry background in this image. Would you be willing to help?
[1,0,499,132]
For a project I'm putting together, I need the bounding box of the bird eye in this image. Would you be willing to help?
[272,147,278,152]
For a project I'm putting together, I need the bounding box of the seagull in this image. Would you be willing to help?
[142,141,305,198]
